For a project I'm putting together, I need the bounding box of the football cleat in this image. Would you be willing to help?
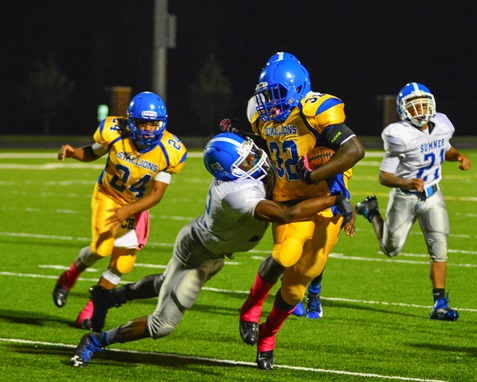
[306,292,323,319]
[356,195,380,222]
[70,332,104,367]
[76,300,94,330]
[53,285,70,308]
[292,301,306,317]
[90,285,123,332]
[256,350,274,370]
[239,321,259,346]
[430,295,459,321]
[53,271,74,307]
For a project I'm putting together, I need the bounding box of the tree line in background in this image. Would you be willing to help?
[16,53,233,137]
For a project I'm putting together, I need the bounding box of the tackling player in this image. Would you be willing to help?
[69,132,354,367]
[52,91,187,329]
[356,82,471,321]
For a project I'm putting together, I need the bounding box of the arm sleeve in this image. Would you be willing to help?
[92,142,108,156]
[154,171,172,184]
[320,123,356,151]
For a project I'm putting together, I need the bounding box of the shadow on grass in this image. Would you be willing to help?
[321,299,424,318]
[407,342,477,357]
[8,342,253,370]
[0,308,77,327]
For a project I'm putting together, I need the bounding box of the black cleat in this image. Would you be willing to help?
[256,350,274,370]
[356,195,380,222]
[53,285,69,308]
[76,318,92,330]
[239,321,259,346]
[90,286,123,332]
[70,332,104,367]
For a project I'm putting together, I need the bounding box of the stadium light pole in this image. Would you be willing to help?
[152,0,176,102]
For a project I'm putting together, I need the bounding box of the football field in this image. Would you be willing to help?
[1,148,476,382]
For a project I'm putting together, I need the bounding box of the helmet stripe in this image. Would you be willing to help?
[208,136,242,148]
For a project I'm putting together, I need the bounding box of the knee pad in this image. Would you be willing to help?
[279,282,306,306]
[272,238,305,267]
[429,239,448,262]
[380,242,400,257]
[147,302,182,339]
[110,248,137,275]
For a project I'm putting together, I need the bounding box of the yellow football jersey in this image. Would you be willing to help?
[251,92,352,202]
[93,116,187,205]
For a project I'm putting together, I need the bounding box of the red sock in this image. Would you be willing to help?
[76,299,94,324]
[240,273,276,322]
[258,301,294,352]
[58,262,80,290]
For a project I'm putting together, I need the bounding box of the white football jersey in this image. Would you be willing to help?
[191,177,269,255]
[380,112,454,187]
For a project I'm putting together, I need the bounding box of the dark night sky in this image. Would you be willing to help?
[2,0,476,137]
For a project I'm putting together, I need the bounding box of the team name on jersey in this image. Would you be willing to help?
[264,125,297,137]
[117,151,159,172]
[420,139,445,153]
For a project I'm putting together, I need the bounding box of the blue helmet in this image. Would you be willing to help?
[203,132,270,181]
[254,60,311,122]
[266,51,300,66]
[127,91,168,150]
[396,82,436,127]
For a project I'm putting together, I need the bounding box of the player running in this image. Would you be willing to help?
[356,82,471,321]
[53,91,187,329]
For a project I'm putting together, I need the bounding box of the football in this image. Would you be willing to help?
[306,146,335,169]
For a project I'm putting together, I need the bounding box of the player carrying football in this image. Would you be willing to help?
[236,56,365,369]
[52,91,187,329]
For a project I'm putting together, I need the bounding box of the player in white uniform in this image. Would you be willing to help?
[69,132,353,367]
[356,82,471,321]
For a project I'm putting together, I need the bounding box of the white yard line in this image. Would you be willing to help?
[0,337,447,381]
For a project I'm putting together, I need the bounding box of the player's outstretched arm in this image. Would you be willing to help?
[254,195,352,224]
[58,144,100,162]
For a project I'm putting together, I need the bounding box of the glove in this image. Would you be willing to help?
[334,195,354,224]
[219,118,242,135]
[296,156,313,184]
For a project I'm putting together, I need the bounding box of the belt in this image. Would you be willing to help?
[399,184,439,198]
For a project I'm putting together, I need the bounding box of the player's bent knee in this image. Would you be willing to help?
[280,286,305,306]
[149,323,175,339]
[115,254,137,274]
[429,240,448,262]
[110,248,137,274]
[148,314,179,339]
[78,246,102,266]
[380,242,400,257]
[272,238,304,267]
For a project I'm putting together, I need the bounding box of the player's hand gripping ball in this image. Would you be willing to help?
[306,146,335,169]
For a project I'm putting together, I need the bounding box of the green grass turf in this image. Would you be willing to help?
[0,148,476,382]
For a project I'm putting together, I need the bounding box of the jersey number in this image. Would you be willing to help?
[416,149,445,181]
[110,164,152,198]
[269,141,300,180]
